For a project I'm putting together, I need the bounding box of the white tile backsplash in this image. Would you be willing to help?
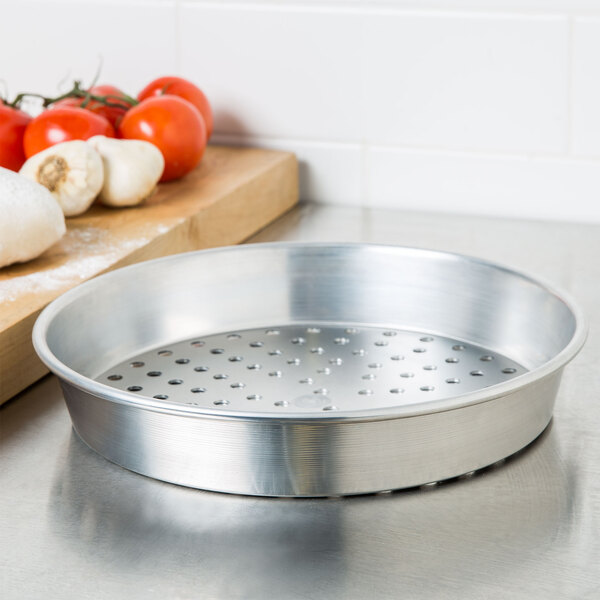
[2,0,600,222]
[363,12,569,153]
[572,17,600,157]
[179,4,363,142]
[367,146,600,222]
[0,0,177,100]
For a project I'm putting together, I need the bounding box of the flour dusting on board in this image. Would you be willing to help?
[0,225,158,303]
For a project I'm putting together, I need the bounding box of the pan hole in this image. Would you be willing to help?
[158,350,172,357]
[269,371,283,378]
[210,348,224,355]
[470,370,484,377]
[452,345,465,351]
[247,364,262,370]
[274,401,289,407]
[287,358,301,365]
[323,406,337,411]
[368,363,382,369]
[194,366,209,372]
[250,341,264,348]
[420,336,434,342]
[311,347,325,354]
[334,337,350,345]
[127,385,142,392]
[420,386,435,392]
[400,372,414,378]
[231,382,246,389]
[358,389,373,395]
[300,378,313,384]
[266,329,280,335]
[175,358,190,364]
[318,367,331,375]
[445,357,459,363]
[153,394,168,399]
[391,355,404,361]
[168,379,183,385]
[214,374,228,380]
[330,358,343,366]
[375,340,388,347]
[390,388,404,394]
[191,387,206,393]
[269,350,282,356]
[291,337,306,345]
[147,371,162,377]
[353,349,366,356]
[229,356,243,362]
[130,361,145,368]
[413,348,426,353]
[307,327,321,333]
[423,365,437,371]
[191,340,205,347]
[314,388,328,395]
[502,367,517,374]
[345,328,358,334]
[247,394,262,400]
[214,400,229,406]
[227,334,241,340]
[446,378,460,384]
[480,355,494,362]
[107,374,122,381]
[383,331,397,337]
[362,374,376,380]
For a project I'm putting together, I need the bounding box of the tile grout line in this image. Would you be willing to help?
[566,15,575,155]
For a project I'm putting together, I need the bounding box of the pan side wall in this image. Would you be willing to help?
[61,371,561,497]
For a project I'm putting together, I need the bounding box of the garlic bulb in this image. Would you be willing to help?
[19,141,104,217]
[87,136,164,207]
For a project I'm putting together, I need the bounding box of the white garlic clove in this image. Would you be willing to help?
[19,140,104,217]
[87,136,164,207]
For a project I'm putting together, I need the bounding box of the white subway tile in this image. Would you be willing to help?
[179,4,362,142]
[0,1,177,101]
[211,135,363,205]
[572,18,600,157]
[367,147,600,223]
[363,12,569,153]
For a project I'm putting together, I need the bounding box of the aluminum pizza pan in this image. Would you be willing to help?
[32,243,586,497]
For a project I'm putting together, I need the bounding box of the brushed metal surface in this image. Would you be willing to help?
[1,205,599,598]
[33,242,585,496]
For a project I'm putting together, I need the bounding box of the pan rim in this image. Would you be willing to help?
[32,242,588,422]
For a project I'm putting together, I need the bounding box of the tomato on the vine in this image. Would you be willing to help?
[53,84,131,128]
[119,95,207,182]
[0,103,31,170]
[138,76,213,139]
[23,107,115,158]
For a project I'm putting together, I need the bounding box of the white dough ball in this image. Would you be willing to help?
[0,167,66,268]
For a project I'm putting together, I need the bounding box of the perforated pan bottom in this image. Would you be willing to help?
[97,324,525,414]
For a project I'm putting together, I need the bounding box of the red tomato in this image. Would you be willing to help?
[119,95,206,182]
[53,85,130,128]
[138,76,213,139]
[23,107,115,158]
[0,104,31,170]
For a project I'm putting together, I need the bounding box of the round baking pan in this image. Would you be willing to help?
[33,243,586,496]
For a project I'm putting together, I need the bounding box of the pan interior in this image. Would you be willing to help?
[96,323,525,414]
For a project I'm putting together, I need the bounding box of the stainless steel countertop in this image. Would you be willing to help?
[2,204,599,599]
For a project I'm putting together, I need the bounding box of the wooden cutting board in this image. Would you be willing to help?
[0,145,298,405]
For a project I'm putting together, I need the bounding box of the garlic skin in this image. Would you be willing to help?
[87,136,164,207]
[19,141,104,217]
